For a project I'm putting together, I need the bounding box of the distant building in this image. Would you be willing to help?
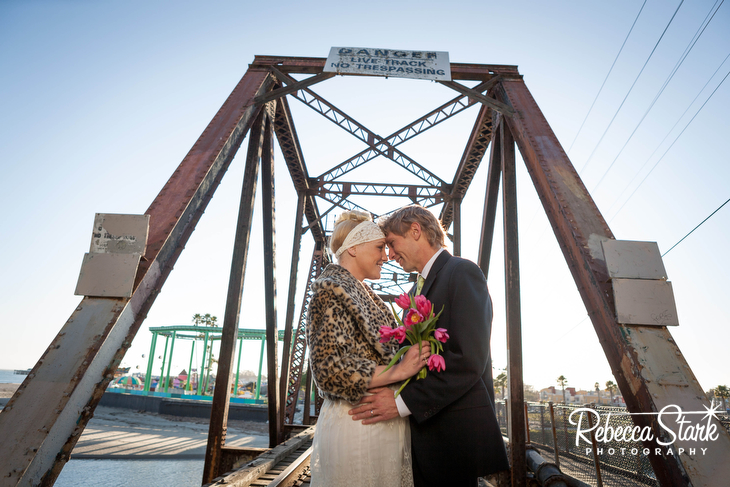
[538,385,625,406]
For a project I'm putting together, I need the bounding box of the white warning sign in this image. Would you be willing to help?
[324,47,451,81]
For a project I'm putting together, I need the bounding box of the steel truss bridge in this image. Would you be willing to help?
[1,55,728,487]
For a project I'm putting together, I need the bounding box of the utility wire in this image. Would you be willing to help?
[566,0,647,155]
[605,50,730,216]
[662,198,730,257]
[578,0,685,175]
[610,66,730,220]
[591,0,725,193]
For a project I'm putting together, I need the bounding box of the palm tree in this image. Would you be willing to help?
[193,313,218,327]
[495,372,508,400]
[715,385,729,411]
[605,380,616,404]
[557,375,568,403]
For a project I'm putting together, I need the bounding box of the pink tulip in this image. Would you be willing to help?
[395,293,411,310]
[427,354,446,372]
[414,294,432,317]
[392,326,407,344]
[379,326,394,343]
[434,328,449,343]
[405,309,424,328]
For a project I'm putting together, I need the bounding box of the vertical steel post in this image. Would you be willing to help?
[256,337,265,401]
[452,197,461,256]
[235,337,243,396]
[261,111,281,447]
[203,340,214,394]
[197,332,209,396]
[159,335,169,392]
[187,341,195,392]
[502,121,525,487]
[303,365,313,425]
[586,410,604,487]
[477,113,502,278]
[202,110,265,483]
[549,402,560,468]
[279,192,305,433]
[164,331,177,393]
[144,332,157,392]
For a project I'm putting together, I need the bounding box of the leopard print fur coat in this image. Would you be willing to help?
[306,264,399,403]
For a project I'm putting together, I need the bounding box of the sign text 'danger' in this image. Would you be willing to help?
[324,47,451,81]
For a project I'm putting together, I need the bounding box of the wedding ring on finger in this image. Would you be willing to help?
[370,409,374,416]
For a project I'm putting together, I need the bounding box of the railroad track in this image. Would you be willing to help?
[250,441,312,487]
[205,427,314,487]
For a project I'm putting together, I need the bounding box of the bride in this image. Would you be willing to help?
[306,210,430,487]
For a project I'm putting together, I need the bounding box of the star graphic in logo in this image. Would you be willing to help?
[702,400,722,422]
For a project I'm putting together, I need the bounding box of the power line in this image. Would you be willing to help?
[566,0,647,155]
[610,66,730,220]
[605,50,730,217]
[591,0,725,193]
[578,0,686,176]
[662,198,730,257]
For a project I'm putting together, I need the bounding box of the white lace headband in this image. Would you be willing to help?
[334,221,385,259]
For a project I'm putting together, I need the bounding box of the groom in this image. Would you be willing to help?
[349,205,509,486]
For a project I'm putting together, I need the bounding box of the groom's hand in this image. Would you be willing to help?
[348,387,399,424]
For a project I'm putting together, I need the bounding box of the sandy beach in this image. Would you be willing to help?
[1,383,269,459]
[0,382,20,398]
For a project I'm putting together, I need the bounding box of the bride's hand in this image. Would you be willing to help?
[399,341,431,378]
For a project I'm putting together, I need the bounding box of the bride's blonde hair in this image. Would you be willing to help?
[330,210,372,256]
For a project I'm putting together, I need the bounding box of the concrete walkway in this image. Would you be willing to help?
[2,383,269,461]
[71,406,269,459]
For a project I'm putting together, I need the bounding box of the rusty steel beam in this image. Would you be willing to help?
[452,198,461,256]
[272,96,325,243]
[269,67,446,188]
[320,78,497,182]
[495,78,730,486]
[0,67,274,487]
[314,181,444,207]
[279,192,305,433]
[477,112,502,278]
[438,80,515,116]
[250,55,521,81]
[261,114,281,447]
[501,121,526,487]
[203,110,266,483]
[254,71,335,105]
[440,103,494,230]
[292,87,445,187]
[283,245,328,425]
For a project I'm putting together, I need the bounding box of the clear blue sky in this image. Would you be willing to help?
[1,0,728,395]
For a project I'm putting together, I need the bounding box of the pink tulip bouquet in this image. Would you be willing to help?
[379,292,448,397]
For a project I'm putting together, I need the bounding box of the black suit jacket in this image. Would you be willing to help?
[400,251,509,485]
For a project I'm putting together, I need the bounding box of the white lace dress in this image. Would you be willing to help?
[309,394,414,487]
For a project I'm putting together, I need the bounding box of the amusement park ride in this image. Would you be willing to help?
[1,48,728,487]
